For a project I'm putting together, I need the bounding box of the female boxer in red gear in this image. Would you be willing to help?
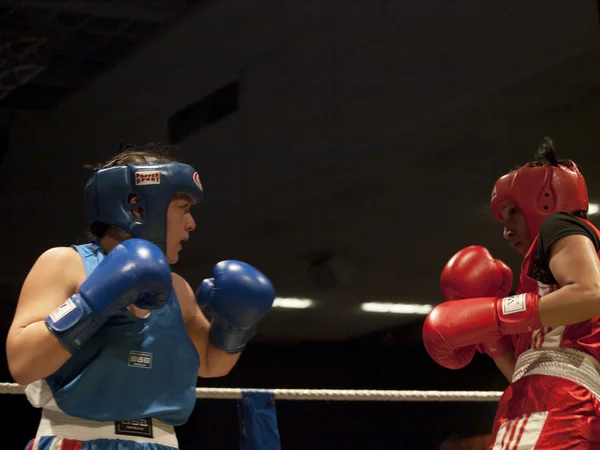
[423,137,600,449]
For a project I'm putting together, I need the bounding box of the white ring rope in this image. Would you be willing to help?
[0,382,502,402]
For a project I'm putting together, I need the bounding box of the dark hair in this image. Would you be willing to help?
[533,136,588,219]
[85,142,178,239]
[532,136,578,170]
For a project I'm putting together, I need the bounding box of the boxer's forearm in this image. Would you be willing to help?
[492,352,516,382]
[6,321,72,385]
[538,284,600,327]
[198,343,241,378]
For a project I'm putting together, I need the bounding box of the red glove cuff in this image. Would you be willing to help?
[496,292,541,334]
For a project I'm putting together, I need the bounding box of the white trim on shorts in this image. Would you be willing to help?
[492,411,548,450]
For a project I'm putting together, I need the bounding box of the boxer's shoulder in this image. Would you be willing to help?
[11,247,84,331]
[38,245,78,260]
[171,272,196,319]
[32,246,86,288]
[171,272,191,293]
[34,246,82,273]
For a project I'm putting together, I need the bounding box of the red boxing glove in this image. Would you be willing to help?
[422,293,541,369]
[440,246,513,300]
[440,246,515,359]
[421,333,477,370]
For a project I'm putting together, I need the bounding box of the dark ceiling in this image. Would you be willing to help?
[0,0,208,108]
[1,0,600,345]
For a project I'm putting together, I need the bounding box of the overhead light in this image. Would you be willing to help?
[589,203,599,216]
[360,302,433,315]
[273,297,314,309]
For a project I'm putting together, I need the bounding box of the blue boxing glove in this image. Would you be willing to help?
[46,238,172,354]
[196,261,275,354]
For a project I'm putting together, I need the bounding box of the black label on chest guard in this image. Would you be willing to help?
[115,418,153,438]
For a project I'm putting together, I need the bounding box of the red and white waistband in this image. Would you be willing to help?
[513,347,600,399]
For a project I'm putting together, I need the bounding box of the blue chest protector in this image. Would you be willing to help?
[45,241,200,426]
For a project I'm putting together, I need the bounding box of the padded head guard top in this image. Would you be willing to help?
[84,162,203,253]
[490,137,588,241]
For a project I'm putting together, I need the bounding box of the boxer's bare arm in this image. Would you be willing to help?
[6,247,84,385]
[538,234,600,326]
[172,273,240,378]
[492,352,516,382]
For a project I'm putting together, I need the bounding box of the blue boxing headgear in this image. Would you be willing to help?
[84,162,203,253]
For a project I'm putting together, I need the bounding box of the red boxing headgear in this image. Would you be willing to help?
[490,141,588,241]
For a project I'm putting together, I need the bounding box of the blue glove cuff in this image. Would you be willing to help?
[209,318,255,354]
[45,294,109,354]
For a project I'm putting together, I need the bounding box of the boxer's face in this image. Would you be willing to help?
[165,194,196,264]
[500,204,530,255]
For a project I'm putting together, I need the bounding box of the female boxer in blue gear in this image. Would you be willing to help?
[5,145,276,450]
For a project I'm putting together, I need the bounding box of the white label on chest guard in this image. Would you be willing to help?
[501,294,527,315]
[128,350,153,369]
[50,298,76,323]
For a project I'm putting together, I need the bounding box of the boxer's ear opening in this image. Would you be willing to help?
[128,194,144,219]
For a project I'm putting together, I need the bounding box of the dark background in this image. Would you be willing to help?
[2,1,600,448]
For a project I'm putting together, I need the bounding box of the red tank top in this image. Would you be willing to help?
[512,218,600,360]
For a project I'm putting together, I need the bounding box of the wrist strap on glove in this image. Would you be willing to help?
[209,319,255,354]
